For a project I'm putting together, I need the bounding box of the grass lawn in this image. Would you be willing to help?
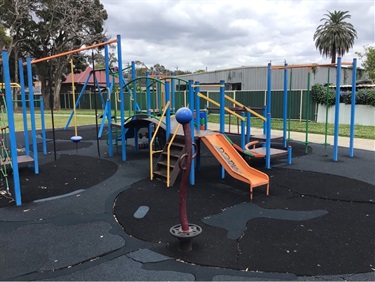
[10,109,375,140]
[206,114,374,140]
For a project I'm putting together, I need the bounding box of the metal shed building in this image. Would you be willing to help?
[177,65,354,91]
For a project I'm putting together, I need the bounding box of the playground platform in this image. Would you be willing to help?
[0,125,374,281]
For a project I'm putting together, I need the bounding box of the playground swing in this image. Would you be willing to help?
[69,58,83,149]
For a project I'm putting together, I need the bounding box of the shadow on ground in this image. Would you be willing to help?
[113,164,374,276]
[0,154,118,207]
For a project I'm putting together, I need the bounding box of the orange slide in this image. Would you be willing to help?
[201,134,269,200]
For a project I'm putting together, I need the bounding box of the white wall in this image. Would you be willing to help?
[317,104,375,126]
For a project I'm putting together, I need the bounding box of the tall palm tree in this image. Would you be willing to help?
[313,10,357,63]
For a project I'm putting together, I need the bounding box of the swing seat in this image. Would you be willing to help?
[71,136,82,143]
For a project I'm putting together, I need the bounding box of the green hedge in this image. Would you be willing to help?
[311,84,375,107]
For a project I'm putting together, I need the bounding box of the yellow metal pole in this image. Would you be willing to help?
[149,101,171,180]
[224,94,266,121]
[197,92,245,121]
[70,59,78,137]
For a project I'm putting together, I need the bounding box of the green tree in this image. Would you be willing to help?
[313,10,357,64]
[1,0,108,110]
[356,45,375,82]
[0,24,12,51]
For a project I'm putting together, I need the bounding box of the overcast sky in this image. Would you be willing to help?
[100,0,374,72]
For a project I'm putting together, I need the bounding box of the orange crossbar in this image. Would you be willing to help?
[30,38,118,64]
[270,62,352,70]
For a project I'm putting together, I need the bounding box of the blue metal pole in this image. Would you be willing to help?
[219,80,225,178]
[188,80,195,185]
[40,97,47,154]
[18,58,29,156]
[146,72,151,115]
[333,57,342,162]
[263,106,266,135]
[26,57,39,174]
[3,50,22,205]
[165,81,170,139]
[266,63,272,169]
[131,61,137,113]
[246,111,251,143]
[204,105,208,130]
[241,112,245,149]
[287,146,292,165]
[104,40,113,157]
[219,80,225,134]
[195,81,200,130]
[349,58,357,158]
[188,80,194,114]
[283,63,288,148]
[116,35,126,161]
[171,72,175,112]
[65,72,92,129]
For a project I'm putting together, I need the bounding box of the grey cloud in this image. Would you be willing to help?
[101,0,374,71]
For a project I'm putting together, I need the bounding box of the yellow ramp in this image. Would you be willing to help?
[201,134,269,200]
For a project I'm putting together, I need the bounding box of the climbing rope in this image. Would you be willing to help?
[0,93,12,197]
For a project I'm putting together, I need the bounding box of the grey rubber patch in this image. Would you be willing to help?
[133,206,150,219]
[202,202,328,240]
[33,189,85,203]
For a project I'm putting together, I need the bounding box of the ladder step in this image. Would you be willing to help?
[154,170,167,178]
[162,151,181,158]
[157,160,176,168]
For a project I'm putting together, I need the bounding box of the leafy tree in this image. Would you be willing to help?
[174,69,191,75]
[313,10,357,63]
[0,24,12,51]
[1,0,108,110]
[356,45,375,82]
[194,69,206,74]
[0,0,34,104]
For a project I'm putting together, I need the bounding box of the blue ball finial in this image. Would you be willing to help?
[175,107,193,125]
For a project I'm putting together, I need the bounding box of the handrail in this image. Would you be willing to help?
[0,82,21,88]
[150,101,171,180]
[224,95,266,121]
[197,92,245,121]
[166,123,182,187]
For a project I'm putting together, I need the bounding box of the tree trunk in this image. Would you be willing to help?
[53,77,62,110]
[41,60,65,110]
[331,45,336,64]
[52,62,66,110]
[41,78,51,110]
